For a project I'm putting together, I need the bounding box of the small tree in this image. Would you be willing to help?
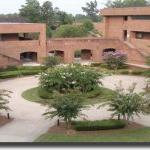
[0,89,11,113]
[103,51,127,70]
[43,56,61,67]
[43,93,86,128]
[99,82,148,123]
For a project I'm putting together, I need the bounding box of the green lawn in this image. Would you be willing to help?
[22,87,116,105]
[35,127,150,142]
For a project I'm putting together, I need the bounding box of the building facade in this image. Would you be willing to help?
[0,7,149,68]
[101,7,150,57]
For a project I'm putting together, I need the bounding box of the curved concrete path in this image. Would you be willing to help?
[0,76,56,142]
[0,75,149,142]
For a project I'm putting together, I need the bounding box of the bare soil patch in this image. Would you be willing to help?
[0,115,13,127]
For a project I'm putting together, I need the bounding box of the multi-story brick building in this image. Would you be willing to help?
[0,7,149,68]
[101,7,150,57]
[0,23,46,68]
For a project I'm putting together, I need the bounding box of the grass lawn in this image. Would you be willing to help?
[35,127,150,142]
[22,87,116,105]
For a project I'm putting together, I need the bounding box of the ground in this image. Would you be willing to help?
[0,75,149,142]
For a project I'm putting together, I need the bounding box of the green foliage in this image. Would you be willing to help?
[0,89,11,113]
[19,0,41,22]
[72,120,126,131]
[53,24,87,38]
[40,65,102,93]
[82,0,100,22]
[0,66,46,79]
[103,52,127,70]
[100,82,149,122]
[43,92,86,128]
[82,20,94,31]
[43,56,61,68]
[105,0,150,8]
[74,50,81,58]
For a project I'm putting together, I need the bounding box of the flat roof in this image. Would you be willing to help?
[0,22,45,25]
[100,7,150,16]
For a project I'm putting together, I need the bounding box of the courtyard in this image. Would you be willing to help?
[0,74,149,142]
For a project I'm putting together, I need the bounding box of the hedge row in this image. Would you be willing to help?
[72,120,126,131]
[0,69,44,79]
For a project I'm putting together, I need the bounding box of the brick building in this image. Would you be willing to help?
[0,7,149,68]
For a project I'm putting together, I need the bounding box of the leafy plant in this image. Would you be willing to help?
[43,56,61,67]
[40,65,103,93]
[0,89,11,113]
[103,51,127,70]
[43,92,86,128]
[99,82,148,123]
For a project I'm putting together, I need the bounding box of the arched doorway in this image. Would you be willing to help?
[20,52,37,62]
[102,48,116,56]
[81,49,92,60]
[48,50,64,60]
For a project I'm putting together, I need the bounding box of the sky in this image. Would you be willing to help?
[0,0,107,15]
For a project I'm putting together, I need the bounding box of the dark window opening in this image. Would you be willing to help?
[20,52,37,62]
[124,16,128,21]
[123,30,128,41]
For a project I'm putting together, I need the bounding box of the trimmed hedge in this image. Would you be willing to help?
[0,69,45,79]
[72,120,126,131]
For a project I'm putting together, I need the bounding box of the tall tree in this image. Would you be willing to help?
[82,0,99,22]
[19,0,41,23]
[41,1,55,27]
[105,0,150,8]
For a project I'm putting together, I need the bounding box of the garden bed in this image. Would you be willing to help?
[22,86,116,105]
[35,121,148,142]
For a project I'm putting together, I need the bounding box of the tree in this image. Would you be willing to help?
[105,0,150,8]
[19,0,41,23]
[41,1,55,27]
[99,82,149,123]
[82,0,100,22]
[0,89,11,113]
[43,93,86,128]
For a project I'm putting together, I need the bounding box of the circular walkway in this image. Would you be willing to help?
[0,75,149,142]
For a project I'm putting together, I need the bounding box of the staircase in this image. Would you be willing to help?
[117,40,146,65]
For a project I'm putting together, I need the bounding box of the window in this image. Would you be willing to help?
[124,16,128,21]
[136,33,143,39]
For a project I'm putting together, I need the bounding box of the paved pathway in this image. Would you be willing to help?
[0,75,149,142]
[0,76,56,142]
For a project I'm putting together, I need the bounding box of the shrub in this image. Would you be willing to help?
[43,56,61,67]
[82,20,94,32]
[38,87,54,99]
[40,65,103,93]
[72,120,126,131]
[53,24,87,38]
[74,50,81,58]
[103,51,127,69]
[43,92,86,128]
[0,69,43,79]
[100,82,148,122]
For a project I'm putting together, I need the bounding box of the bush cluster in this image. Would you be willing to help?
[103,51,127,69]
[72,120,126,131]
[40,65,103,93]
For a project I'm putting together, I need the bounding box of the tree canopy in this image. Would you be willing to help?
[82,0,100,22]
[105,0,150,8]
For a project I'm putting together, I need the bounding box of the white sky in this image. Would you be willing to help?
[0,0,107,15]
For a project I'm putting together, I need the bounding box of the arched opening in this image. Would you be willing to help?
[81,49,92,60]
[102,48,116,56]
[48,50,64,60]
[20,52,37,62]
